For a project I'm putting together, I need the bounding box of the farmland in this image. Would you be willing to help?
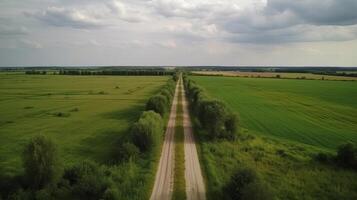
[192,71,357,81]
[192,76,357,150]
[0,74,168,175]
[190,75,357,199]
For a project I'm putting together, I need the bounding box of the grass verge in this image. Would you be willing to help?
[173,82,186,200]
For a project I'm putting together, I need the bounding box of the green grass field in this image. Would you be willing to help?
[191,75,357,199]
[0,74,168,176]
[192,76,357,150]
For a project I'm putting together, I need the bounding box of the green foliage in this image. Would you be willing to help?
[159,88,173,103]
[336,143,357,169]
[23,135,62,189]
[146,95,168,116]
[131,111,163,152]
[224,167,273,200]
[118,142,140,162]
[102,187,120,200]
[184,78,238,140]
[199,100,228,138]
[63,160,110,200]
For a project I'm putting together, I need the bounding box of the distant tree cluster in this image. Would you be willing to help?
[58,70,174,76]
[183,75,238,140]
[25,70,47,75]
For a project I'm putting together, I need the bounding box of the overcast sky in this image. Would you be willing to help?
[1,0,357,67]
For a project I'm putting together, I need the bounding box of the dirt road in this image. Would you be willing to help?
[150,79,179,200]
[181,80,206,200]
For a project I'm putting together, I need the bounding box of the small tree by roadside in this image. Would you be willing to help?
[131,111,163,152]
[146,95,168,116]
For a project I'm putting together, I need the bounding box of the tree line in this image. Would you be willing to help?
[58,70,174,76]
[25,71,47,75]
[183,74,238,140]
[0,74,178,200]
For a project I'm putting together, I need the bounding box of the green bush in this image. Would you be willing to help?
[146,95,168,116]
[102,187,120,200]
[63,160,110,200]
[224,167,274,200]
[23,135,62,189]
[336,143,357,169]
[159,89,173,104]
[131,111,163,152]
[118,143,140,162]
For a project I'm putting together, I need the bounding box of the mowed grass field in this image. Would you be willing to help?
[192,76,357,150]
[0,74,168,175]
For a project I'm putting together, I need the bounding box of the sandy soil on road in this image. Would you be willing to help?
[181,80,206,200]
[150,80,179,200]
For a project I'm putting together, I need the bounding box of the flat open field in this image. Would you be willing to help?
[193,71,357,81]
[192,76,357,150]
[191,75,357,199]
[0,74,168,175]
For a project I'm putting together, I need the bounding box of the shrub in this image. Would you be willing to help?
[159,89,173,104]
[118,143,140,161]
[336,143,357,169]
[131,111,163,152]
[314,152,331,163]
[224,113,238,139]
[23,135,62,189]
[224,167,273,200]
[63,161,110,200]
[146,95,168,116]
[102,187,120,200]
[8,189,32,200]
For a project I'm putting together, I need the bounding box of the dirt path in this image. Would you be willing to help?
[150,79,180,200]
[181,80,206,200]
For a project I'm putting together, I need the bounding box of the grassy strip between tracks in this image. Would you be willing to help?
[173,82,186,200]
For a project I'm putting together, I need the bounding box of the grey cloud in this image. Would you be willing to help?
[25,7,104,29]
[0,25,29,36]
[228,25,357,44]
[267,0,357,26]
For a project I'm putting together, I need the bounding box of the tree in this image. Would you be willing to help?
[146,95,168,116]
[23,135,62,189]
[131,111,163,152]
[118,143,139,162]
[198,100,227,138]
[159,89,173,105]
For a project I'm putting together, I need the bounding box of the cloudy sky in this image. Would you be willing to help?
[1,0,357,67]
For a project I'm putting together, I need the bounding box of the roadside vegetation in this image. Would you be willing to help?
[185,75,357,199]
[173,81,186,200]
[0,72,177,199]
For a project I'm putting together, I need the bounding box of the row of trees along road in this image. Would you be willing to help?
[183,74,238,140]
